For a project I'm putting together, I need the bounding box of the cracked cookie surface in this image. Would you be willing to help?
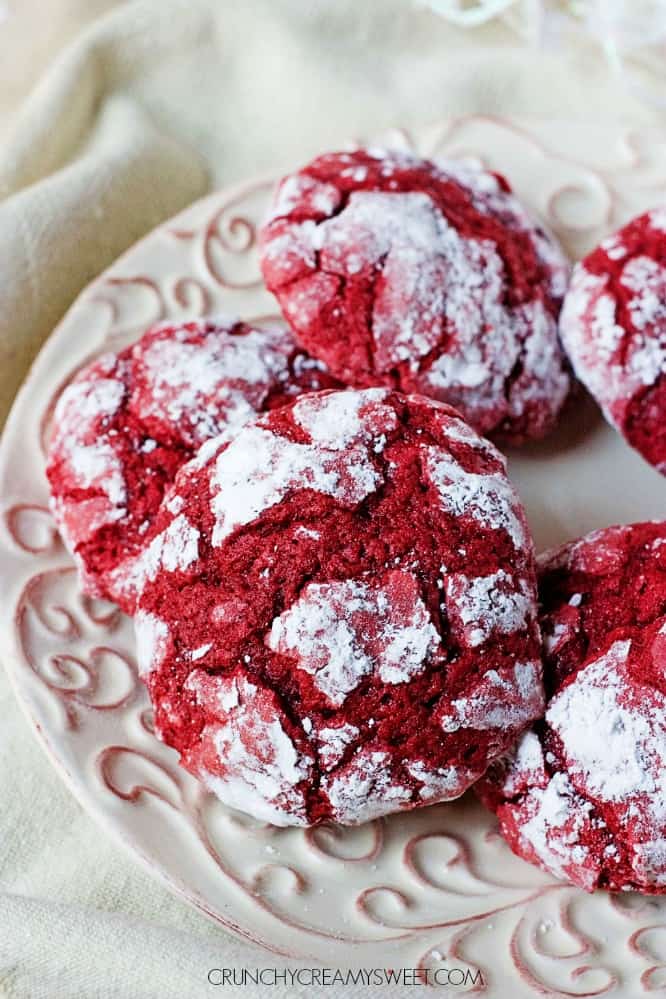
[260,149,570,444]
[47,318,337,612]
[478,521,666,893]
[561,209,666,474]
[135,388,543,826]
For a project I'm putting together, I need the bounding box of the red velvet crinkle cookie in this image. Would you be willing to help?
[135,387,543,827]
[477,521,666,893]
[259,148,571,443]
[46,318,336,613]
[560,209,666,473]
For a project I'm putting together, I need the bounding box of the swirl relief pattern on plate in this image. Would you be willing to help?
[2,117,666,992]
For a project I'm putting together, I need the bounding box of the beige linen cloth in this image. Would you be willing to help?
[0,3,661,997]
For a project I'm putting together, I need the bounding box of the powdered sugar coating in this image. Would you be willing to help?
[405,759,473,802]
[443,569,535,647]
[560,209,666,473]
[478,520,666,893]
[137,388,542,827]
[516,769,598,891]
[316,723,359,771]
[424,449,528,550]
[260,148,570,443]
[185,672,314,827]
[267,571,440,705]
[209,389,392,546]
[548,641,666,819]
[134,611,170,677]
[439,660,544,735]
[46,318,338,612]
[111,514,201,608]
[321,750,412,825]
[48,375,128,557]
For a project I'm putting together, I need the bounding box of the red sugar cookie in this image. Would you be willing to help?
[478,521,666,893]
[135,388,543,827]
[560,209,666,473]
[46,318,336,612]
[260,148,570,443]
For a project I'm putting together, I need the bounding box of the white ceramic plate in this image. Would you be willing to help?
[3,116,666,995]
